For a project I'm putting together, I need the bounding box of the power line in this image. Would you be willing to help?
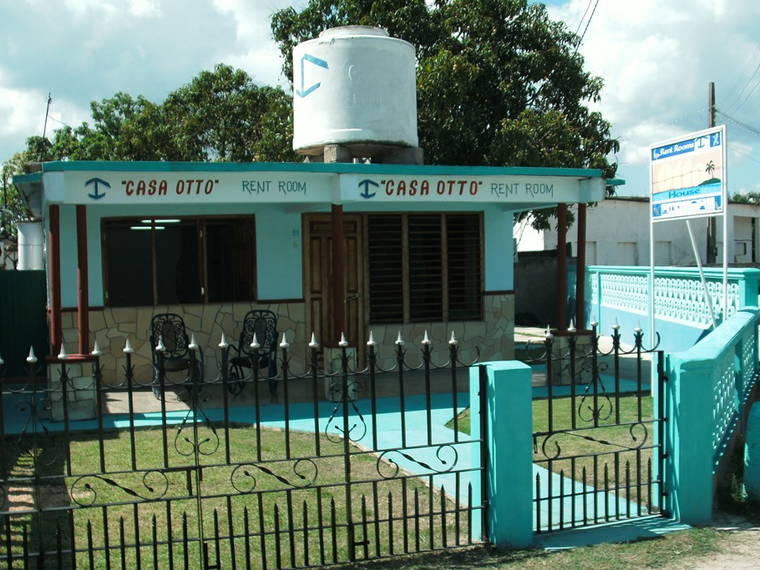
[574,0,594,36]
[575,0,600,51]
[716,108,760,138]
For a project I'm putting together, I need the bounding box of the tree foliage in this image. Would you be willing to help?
[13,64,298,164]
[272,0,619,229]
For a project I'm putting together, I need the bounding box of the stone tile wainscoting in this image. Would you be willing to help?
[60,302,307,385]
[366,293,514,369]
[57,293,513,384]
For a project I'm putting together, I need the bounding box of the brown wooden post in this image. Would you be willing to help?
[556,203,568,331]
[48,204,62,354]
[575,203,587,330]
[76,205,89,354]
[331,204,346,344]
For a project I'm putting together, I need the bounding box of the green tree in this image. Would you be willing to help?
[12,65,297,164]
[732,192,760,205]
[272,0,619,229]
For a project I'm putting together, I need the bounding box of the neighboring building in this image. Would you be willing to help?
[515,196,760,266]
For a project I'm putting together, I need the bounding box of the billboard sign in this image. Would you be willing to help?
[649,126,726,222]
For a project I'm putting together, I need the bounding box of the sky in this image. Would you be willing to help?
[1,0,759,197]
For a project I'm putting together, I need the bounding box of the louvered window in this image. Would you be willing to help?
[367,213,482,323]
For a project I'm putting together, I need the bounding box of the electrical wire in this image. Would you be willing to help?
[575,0,600,51]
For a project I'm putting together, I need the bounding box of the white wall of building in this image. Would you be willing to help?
[515,198,760,266]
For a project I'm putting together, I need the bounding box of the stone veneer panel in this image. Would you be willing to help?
[60,294,513,383]
[60,302,307,385]
[367,293,515,370]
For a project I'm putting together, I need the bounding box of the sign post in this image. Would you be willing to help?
[649,126,728,339]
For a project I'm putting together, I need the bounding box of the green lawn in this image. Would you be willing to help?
[449,394,656,500]
[1,424,472,568]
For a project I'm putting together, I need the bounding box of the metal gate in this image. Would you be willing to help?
[526,324,667,533]
[0,333,486,567]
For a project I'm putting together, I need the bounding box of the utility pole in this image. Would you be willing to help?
[706,81,717,264]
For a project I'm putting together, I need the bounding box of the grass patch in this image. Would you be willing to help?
[449,394,656,502]
[348,527,723,569]
[1,424,473,568]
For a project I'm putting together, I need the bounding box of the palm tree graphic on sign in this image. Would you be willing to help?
[705,160,715,177]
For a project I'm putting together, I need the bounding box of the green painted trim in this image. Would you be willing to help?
[36,160,603,178]
[606,178,626,186]
[11,172,42,184]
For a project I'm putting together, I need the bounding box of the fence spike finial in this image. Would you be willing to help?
[612,317,620,331]
[421,330,431,345]
[544,326,553,340]
[154,335,165,353]
[0,354,4,366]
[249,332,260,350]
[279,333,289,349]
[449,330,458,346]
[634,320,642,334]
[366,330,375,347]
[395,331,404,346]
[26,346,37,364]
[567,319,576,333]
[189,333,199,351]
[91,340,102,357]
[123,337,135,354]
[309,332,318,348]
[339,332,348,347]
[57,344,68,360]
[218,332,229,349]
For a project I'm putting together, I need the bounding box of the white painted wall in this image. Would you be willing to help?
[516,198,760,266]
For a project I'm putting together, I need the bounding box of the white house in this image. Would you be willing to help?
[515,196,760,266]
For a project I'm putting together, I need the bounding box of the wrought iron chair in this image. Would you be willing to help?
[227,310,278,396]
[150,313,204,399]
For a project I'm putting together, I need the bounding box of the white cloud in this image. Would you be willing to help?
[548,0,760,195]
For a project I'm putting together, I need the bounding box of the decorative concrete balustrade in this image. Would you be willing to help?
[587,266,760,352]
[664,308,760,524]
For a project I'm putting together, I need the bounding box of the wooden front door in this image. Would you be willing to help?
[304,214,366,357]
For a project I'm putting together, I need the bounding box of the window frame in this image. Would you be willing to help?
[101,214,257,307]
[365,211,484,324]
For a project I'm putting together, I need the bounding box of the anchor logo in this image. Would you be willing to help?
[85,177,110,200]
[296,53,328,97]
[358,179,378,199]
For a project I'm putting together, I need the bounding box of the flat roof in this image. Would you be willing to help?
[23,160,604,178]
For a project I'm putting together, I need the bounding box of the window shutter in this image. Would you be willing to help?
[446,214,482,320]
[367,215,404,323]
[408,214,443,322]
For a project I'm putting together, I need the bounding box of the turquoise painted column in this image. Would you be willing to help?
[469,361,533,547]
[665,353,714,524]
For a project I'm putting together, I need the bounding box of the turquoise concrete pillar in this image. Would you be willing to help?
[469,361,533,547]
[744,403,760,502]
[664,353,714,524]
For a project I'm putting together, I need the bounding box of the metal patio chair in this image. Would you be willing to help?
[227,309,278,396]
[150,313,204,399]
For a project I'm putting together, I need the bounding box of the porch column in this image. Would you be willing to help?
[556,203,568,330]
[575,204,587,330]
[76,205,90,354]
[331,204,346,342]
[48,204,62,353]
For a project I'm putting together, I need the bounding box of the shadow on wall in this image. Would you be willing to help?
[515,248,576,327]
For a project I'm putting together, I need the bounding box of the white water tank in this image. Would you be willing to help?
[292,26,418,155]
[17,222,44,270]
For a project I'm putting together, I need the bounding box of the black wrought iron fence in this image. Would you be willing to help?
[0,331,486,568]
[521,323,667,533]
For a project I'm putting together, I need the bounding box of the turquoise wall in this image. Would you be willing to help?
[57,202,515,307]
